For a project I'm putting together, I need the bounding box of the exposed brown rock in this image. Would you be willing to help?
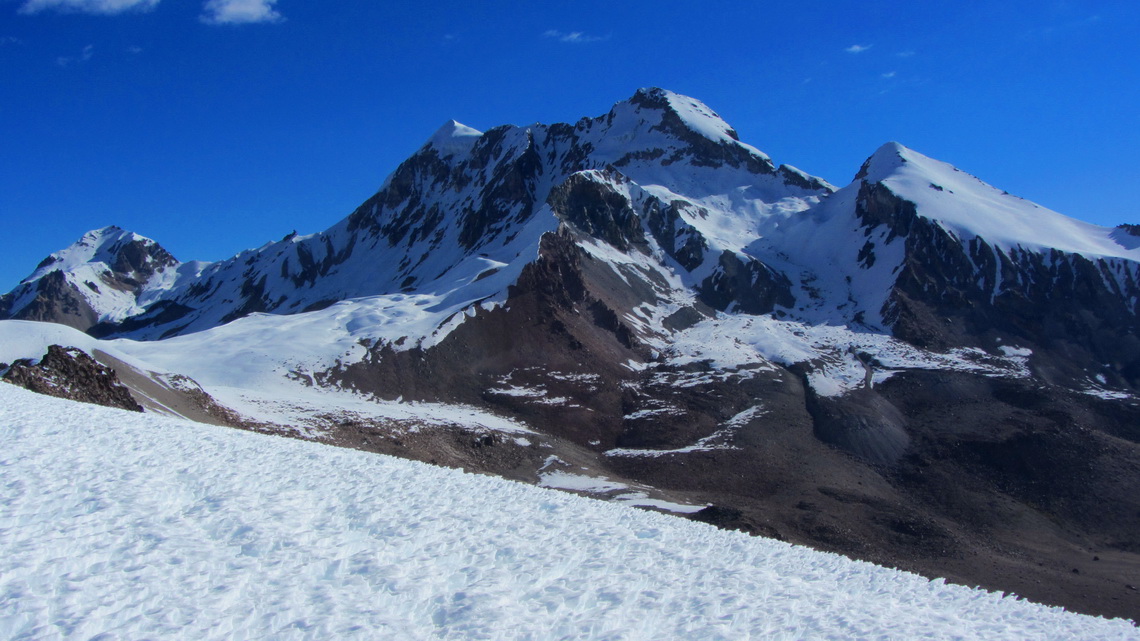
[3,344,142,412]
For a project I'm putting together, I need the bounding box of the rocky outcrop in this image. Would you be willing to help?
[548,172,645,251]
[3,345,142,411]
[698,250,795,314]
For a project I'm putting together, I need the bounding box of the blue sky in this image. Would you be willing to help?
[2,0,1138,291]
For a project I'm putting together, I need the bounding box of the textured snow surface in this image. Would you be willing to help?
[2,384,1137,640]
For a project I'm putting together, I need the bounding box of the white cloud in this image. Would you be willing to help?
[543,29,607,44]
[57,43,93,66]
[896,50,916,58]
[200,0,282,25]
[881,71,896,79]
[844,44,872,53]
[20,0,158,14]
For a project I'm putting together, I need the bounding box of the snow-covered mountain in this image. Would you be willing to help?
[5,90,1138,389]
[3,88,1140,621]
[4,89,836,341]
[0,226,184,331]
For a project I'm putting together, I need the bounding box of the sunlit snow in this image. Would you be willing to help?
[2,384,1137,640]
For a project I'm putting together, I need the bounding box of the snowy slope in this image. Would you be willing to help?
[859,143,1140,260]
[2,383,1136,640]
[0,319,539,441]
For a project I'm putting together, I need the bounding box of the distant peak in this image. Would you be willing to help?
[425,120,483,158]
[70,226,168,255]
[82,225,127,239]
[628,86,672,109]
[854,141,915,183]
[431,119,482,140]
[75,226,149,249]
[625,87,742,143]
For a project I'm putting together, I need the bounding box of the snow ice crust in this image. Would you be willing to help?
[2,384,1137,641]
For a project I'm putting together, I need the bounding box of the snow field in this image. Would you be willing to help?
[862,143,1140,261]
[0,320,539,435]
[2,384,1137,640]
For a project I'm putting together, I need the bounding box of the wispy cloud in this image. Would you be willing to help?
[1,36,25,46]
[200,0,282,25]
[543,29,608,44]
[896,50,915,58]
[844,44,872,53]
[881,71,896,79]
[20,0,158,14]
[19,0,285,24]
[57,43,93,66]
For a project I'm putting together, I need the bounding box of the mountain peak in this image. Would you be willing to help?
[26,226,178,290]
[78,225,141,246]
[425,119,483,158]
[854,141,911,183]
[627,87,742,144]
[850,142,1140,260]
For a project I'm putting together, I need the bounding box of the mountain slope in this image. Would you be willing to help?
[845,143,1140,385]
[3,383,1137,640]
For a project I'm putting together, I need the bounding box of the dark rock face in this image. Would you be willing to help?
[1117,223,1140,237]
[548,172,645,251]
[643,197,707,271]
[3,345,142,412]
[778,164,832,192]
[105,232,177,286]
[858,182,1140,388]
[698,250,795,314]
[0,271,100,331]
